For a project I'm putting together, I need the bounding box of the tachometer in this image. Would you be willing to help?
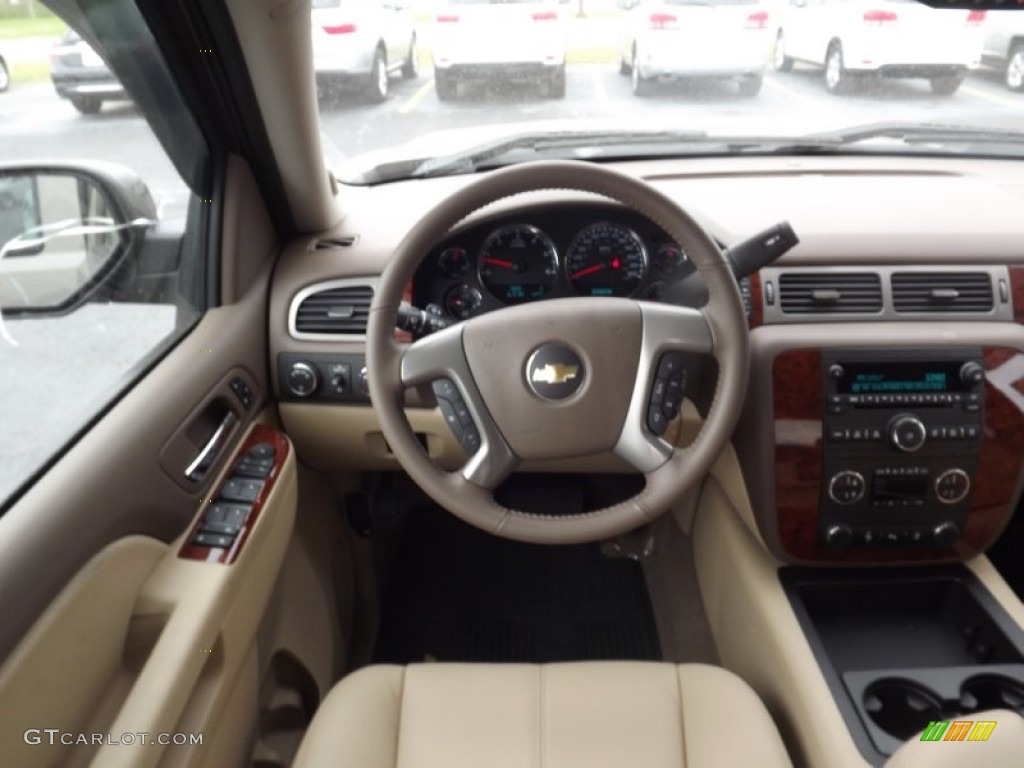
[478,224,559,304]
[565,223,647,297]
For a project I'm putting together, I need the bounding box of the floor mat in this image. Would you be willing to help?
[373,505,662,664]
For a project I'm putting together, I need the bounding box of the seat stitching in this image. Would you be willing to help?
[394,666,408,768]
[676,667,689,768]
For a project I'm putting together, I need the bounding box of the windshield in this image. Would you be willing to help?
[311,0,1024,183]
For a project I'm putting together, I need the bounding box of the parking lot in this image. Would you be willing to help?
[2,56,1023,208]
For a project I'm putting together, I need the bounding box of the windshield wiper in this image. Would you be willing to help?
[799,121,1024,148]
[409,129,710,179]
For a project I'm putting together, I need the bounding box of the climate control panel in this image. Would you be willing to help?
[819,348,984,551]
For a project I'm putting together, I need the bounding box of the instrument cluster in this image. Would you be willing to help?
[412,204,697,321]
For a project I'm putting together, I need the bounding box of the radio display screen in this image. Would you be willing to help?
[836,362,966,394]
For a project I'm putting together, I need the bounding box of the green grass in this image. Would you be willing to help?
[567,46,618,65]
[11,60,50,83]
[0,16,64,40]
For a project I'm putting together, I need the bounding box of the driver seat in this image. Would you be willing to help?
[291,662,793,767]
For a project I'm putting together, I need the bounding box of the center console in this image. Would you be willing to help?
[819,349,985,552]
[761,345,1024,564]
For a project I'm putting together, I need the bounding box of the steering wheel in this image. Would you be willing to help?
[366,160,748,544]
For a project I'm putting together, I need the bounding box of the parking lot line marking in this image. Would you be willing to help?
[399,79,435,115]
[764,75,814,104]
[961,85,1024,110]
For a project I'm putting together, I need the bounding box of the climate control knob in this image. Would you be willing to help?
[828,471,866,505]
[935,468,971,504]
[824,524,854,550]
[358,366,370,397]
[286,361,318,398]
[889,414,926,453]
[932,521,961,548]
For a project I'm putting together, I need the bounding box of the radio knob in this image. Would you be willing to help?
[889,414,926,453]
[828,471,866,505]
[286,361,318,398]
[959,362,985,387]
[358,366,370,396]
[824,524,854,550]
[932,521,961,548]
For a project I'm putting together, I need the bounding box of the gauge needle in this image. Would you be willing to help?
[570,264,604,279]
[482,257,515,269]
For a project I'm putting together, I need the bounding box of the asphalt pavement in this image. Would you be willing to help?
[2,62,1022,199]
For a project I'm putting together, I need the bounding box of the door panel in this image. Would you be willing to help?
[0,154,287,766]
[0,424,297,768]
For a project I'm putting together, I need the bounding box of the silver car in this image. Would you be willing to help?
[312,0,419,103]
[979,10,1024,92]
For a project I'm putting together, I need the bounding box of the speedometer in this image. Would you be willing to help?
[565,223,647,297]
[478,224,559,304]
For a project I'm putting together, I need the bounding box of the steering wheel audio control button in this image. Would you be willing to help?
[433,378,482,455]
[648,352,688,435]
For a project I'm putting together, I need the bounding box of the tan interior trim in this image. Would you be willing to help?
[693,477,871,768]
[0,537,168,768]
[221,153,278,304]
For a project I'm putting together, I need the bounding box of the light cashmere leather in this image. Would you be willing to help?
[885,710,1024,768]
[292,662,792,768]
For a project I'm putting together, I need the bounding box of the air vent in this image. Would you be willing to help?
[293,283,373,335]
[891,272,993,313]
[313,235,358,250]
[779,272,882,314]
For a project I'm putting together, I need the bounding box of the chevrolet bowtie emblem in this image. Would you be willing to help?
[531,363,579,385]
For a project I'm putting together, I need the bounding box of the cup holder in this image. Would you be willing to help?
[862,678,954,740]
[960,674,1024,715]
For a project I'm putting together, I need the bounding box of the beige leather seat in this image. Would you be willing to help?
[292,662,792,768]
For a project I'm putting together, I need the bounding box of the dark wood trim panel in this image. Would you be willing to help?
[772,348,1024,564]
[1010,265,1024,325]
[178,424,290,564]
[747,271,764,329]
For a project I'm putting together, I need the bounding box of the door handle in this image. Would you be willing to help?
[185,410,238,483]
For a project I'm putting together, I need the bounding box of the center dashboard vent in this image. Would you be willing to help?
[291,280,375,337]
[778,272,883,314]
[891,272,993,313]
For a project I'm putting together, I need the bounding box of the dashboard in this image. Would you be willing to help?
[269,154,1024,567]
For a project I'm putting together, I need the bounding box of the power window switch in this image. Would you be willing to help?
[221,477,264,503]
[192,532,235,549]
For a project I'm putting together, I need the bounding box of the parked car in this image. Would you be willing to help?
[772,0,984,95]
[431,0,568,101]
[311,0,418,103]
[619,0,774,98]
[0,51,10,93]
[49,27,127,113]
[979,9,1024,92]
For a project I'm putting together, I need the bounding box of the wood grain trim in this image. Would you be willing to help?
[747,271,764,329]
[178,425,290,564]
[1009,265,1024,325]
[773,348,1024,564]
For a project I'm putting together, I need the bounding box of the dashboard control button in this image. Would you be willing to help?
[358,366,369,396]
[823,524,853,550]
[935,468,970,504]
[959,361,985,387]
[286,361,319,398]
[647,404,669,436]
[889,414,926,453]
[462,425,482,454]
[221,477,264,503]
[932,521,961,548]
[828,470,866,505]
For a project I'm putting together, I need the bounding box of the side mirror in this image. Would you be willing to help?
[0,163,156,313]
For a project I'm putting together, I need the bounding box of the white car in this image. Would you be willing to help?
[431,0,568,101]
[772,0,984,96]
[311,0,418,103]
[619,0,774,98]
[0,50,9,93]
[979,10,1024,92]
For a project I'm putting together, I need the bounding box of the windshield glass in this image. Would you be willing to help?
[313,0,1024,183]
